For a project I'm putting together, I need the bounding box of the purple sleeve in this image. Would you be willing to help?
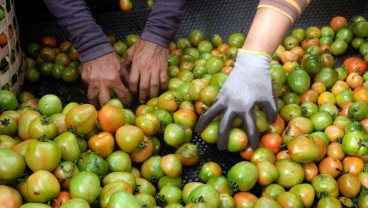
[141,0,187,48]
[42,0,113,63]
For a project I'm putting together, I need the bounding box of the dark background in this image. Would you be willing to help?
[15,0,368,45]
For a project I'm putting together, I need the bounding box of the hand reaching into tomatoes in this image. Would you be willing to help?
[123,39,169,103]
[195,6,305,150]
[79,52,132,108]
[195,50,278,150]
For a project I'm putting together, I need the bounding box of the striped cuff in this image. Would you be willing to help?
[238,49,272,59]
[258,0,311,23]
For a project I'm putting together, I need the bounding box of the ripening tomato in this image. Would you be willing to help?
[173,109,197,128]
[253,197,281,208]
[276,191,304,208]
[0,149,26,182]
[157,91,182,112]
[69,171,101,204]
[53,131,81,162]
[275,158,305,188]
[18,110,41,141]
[287,134,320,163]
[311,174,339,197]
[65,104,97,136]
[28,116,58,140]
[140,155,165,184]
[135,113,161,136]
[164,123,187,148]
[26,170,60,203]
[99,181,133,208]
[88,131,115,158]
[260,133,283,154]
[289,183,315,208]
[115,125,145,153]
[175,143,200,167]
[77,152,108,177]
[0,185,22,208]
[160,154,183,178]
[53,161,79,190]
[25,138,62,172]
[338,173,361,198]
[227,161,258,192]
[130,136,154,163]
[342,156,364,175]
[97,104,126,134]
[256,161,278,186]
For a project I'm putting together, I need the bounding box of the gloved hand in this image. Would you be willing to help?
[123,39,169,103]
[79,52,132,108]
[195,49,278,151]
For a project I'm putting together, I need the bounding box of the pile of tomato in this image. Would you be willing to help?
[1,15,368,208]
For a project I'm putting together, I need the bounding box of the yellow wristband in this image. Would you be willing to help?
[238,49,272,60]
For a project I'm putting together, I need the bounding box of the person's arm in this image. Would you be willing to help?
[43,0,131,107]
[141,0,187,48]
[125,0,187,103]
[42,0,113,62]
[195,0,311,151]
[244,0,311,54]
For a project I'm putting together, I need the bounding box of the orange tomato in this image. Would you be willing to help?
[331,80,349,95]
[290,46,304,60]
[88,132,115,158]
[354,86,368,104]
[275,150,291,160]
[318,156,343,178]
[301,38,319,49]
[317,91,335,105]
[343,56,367,75]
[239,145,254,161]
[41,35,57,48]
[342,156,364,175]
[300,89,318,103]
[120,0,133,11]
[311,81,326,94]
[217,43,230,54]
[330,16,348,32]
[279,50,299,64]
[52,191,71,208]
[130,136,154,163]
[302,162,318,182]
[260,133,283,154]
[97,104,126,134]
[346,72,363,89]
[233,191,258,208]
[324,124,344,143]
[326,142,345,161]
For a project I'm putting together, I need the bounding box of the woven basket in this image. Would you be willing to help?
[0,0,24,94]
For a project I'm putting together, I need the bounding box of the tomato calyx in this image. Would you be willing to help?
[38,135,50,142]
[67,126,77,134]
[155,194,168,207]
[358,138,368,148]
[40,115,51,125]
[192,195,205,203]
[0,117,10,126]
[229,180,239,193]
[339,196,355,207]
[137,140,148,151]
[148,176,158,185]
[316,191,329,199]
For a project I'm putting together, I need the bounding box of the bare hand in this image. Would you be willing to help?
[124,39,169,103]
[79,52,132,108]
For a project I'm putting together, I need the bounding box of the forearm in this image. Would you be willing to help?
[243,0,311,55]
[141,0,187,48]
[42,0,113,63]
